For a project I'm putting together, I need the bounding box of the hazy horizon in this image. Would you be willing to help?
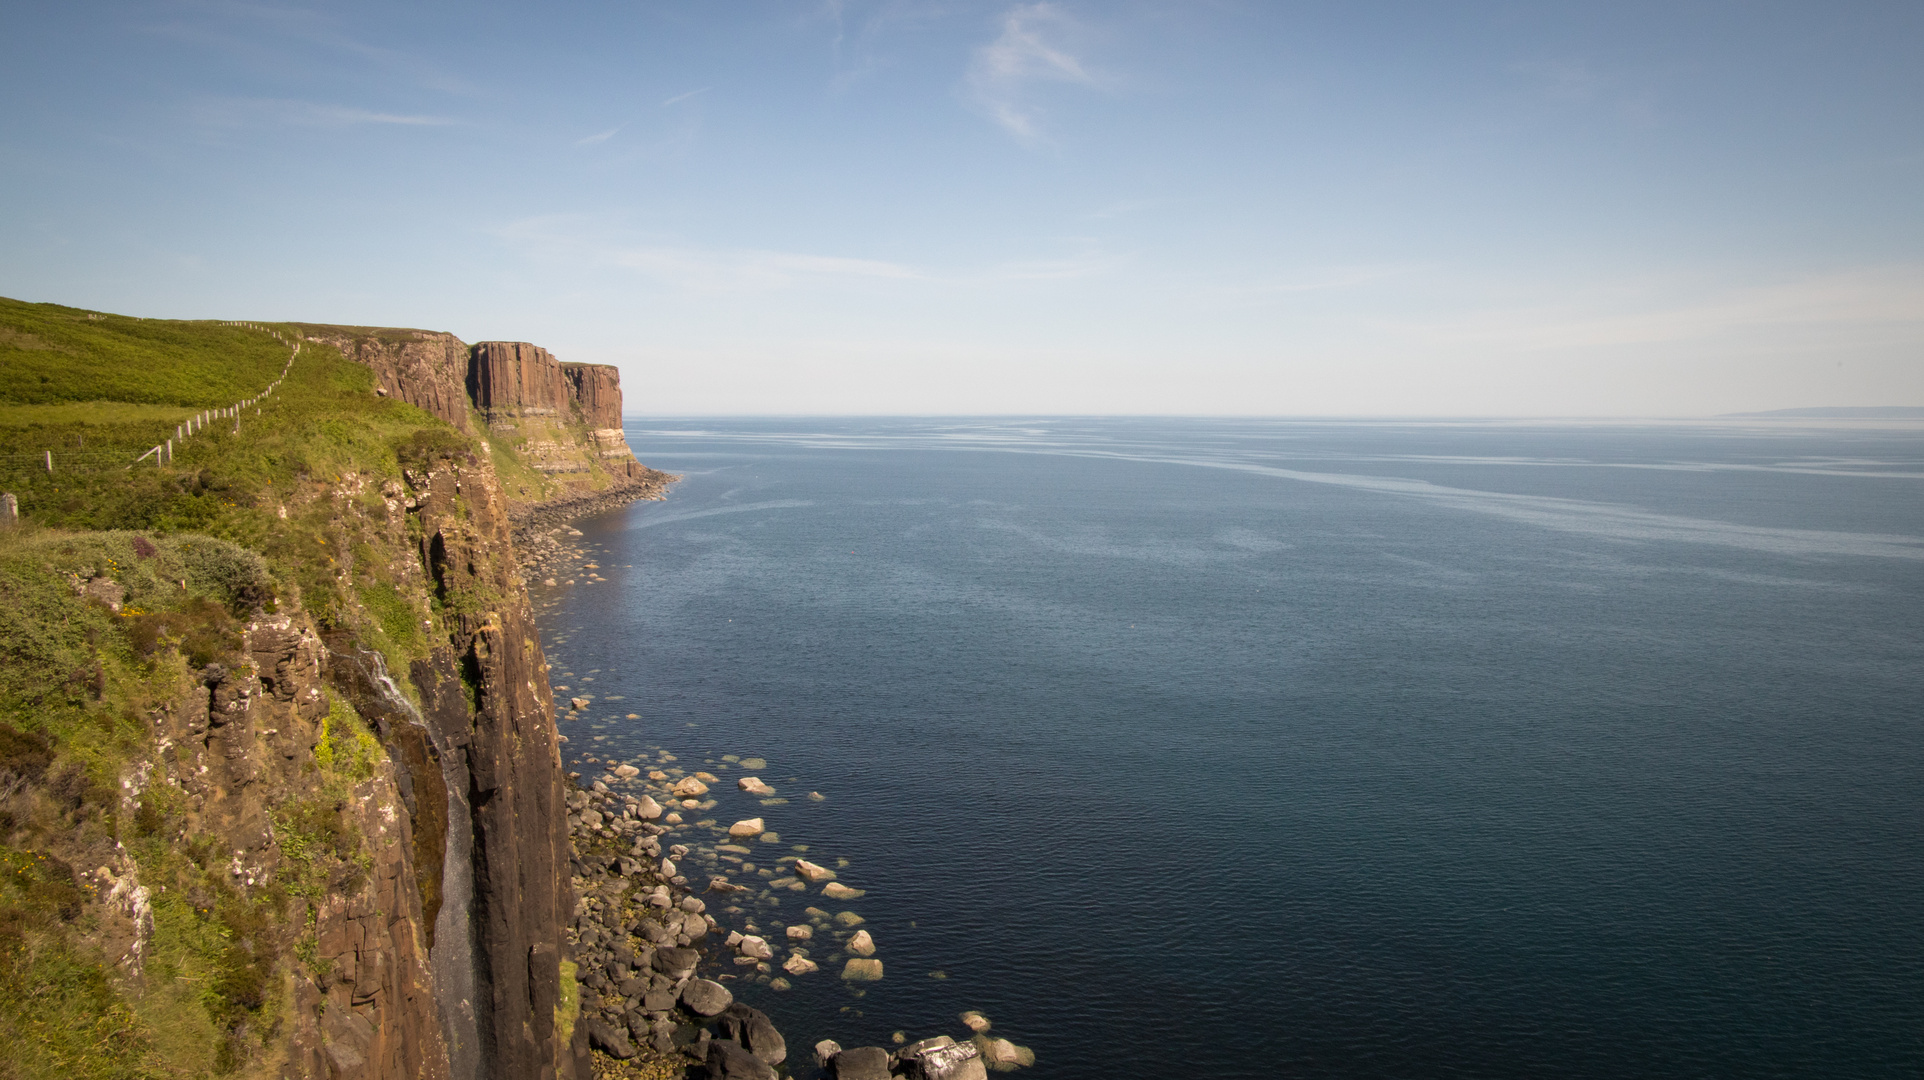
[3,2,1920,416]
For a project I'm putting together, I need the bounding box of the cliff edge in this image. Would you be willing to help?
[0,297,670,1080]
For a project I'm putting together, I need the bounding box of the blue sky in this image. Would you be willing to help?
[2,1,1920,414]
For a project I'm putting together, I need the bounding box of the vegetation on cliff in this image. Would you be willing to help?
[0,296,595,1079]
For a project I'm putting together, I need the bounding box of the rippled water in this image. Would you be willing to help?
[535,418,1924,1078]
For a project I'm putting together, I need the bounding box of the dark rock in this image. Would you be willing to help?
[617,977,647,998]
[831,1046,893,1080]
[584,1017,636,1060]
[705,1038,778,1080]
[643,987,679,1012]
[718,1002,787,1066]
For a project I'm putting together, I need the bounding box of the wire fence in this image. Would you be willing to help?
[2,322,302,479]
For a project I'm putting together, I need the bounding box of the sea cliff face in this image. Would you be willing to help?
[0,298,669,1080]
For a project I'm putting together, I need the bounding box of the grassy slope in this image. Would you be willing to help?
[0,297,479,1079]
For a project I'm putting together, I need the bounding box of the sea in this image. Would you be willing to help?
[533,418,1924,1079]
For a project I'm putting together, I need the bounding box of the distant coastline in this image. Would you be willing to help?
[1722,406,1924,418]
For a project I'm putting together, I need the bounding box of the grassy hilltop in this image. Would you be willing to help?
[0,297,493,1079]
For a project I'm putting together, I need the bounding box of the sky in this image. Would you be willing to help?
[2,1,1921,416]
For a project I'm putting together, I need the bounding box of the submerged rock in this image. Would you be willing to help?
[834,911,865,928]
[840,958,884,982]
[785,924,813,940]
[960,1011,990,1033]
[823,882,866,900]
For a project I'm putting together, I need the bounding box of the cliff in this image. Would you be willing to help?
[0,297,670,1080]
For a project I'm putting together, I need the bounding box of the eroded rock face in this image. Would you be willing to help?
[469,341,574,424]
[300,326,474,432]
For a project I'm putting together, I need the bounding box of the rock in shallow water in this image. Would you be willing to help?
[792,858,835,882]
[824,882,866,900]
[729,817,766,838]
[840,958,884,981]
[847,929,876,956]
[672,777,709,797]
[782,954,819,975]
[737,775,776,795]
[830,1046,892,1080]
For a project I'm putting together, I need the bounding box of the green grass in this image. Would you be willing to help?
[0,296,499,1079]
[0,299,288,409]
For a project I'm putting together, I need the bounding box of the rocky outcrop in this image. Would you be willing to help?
[562,363,623,430]
[298,325,474,431]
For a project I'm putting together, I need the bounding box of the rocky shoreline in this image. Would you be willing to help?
[562,761,1034,1079]
[512,468,678,552]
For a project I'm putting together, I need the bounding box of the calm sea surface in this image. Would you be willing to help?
[535,418,1924,1078]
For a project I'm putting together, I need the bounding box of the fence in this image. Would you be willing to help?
[126,323,303,467]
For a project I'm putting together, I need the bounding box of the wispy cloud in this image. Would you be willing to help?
[498,216,921,293]
[191,97,456,128]
[576,127,621,146]
[966,3,1098,144]
[662,87,711,107]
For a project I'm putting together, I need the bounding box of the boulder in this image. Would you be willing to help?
[830,1046,893,1080]
[847,929,875,956]
[823,882,866,900]
[680,896,706,913]
[671,777,709,797]
[695,771,720,782]
[737,935,775,960]
[834,911,865,927]
[570,696,590,710]
[681,978,733,1016]
[785,924,813,940]
[579,808,604,830]
[840,958,884,982]
[729,817,766,838]
[959,1011,990,1033]
[705,1038,778,1080]
[652,946,699,978]
[906,1040,989,1080]
[583,1017,636,1060]
[738,776,776,795]
[613,764,642,780]
[633,795,664,819]
[719,1002,788,1066]
[792,859,835,883]
[814,1040,843,1068]
[782,954,819,975]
